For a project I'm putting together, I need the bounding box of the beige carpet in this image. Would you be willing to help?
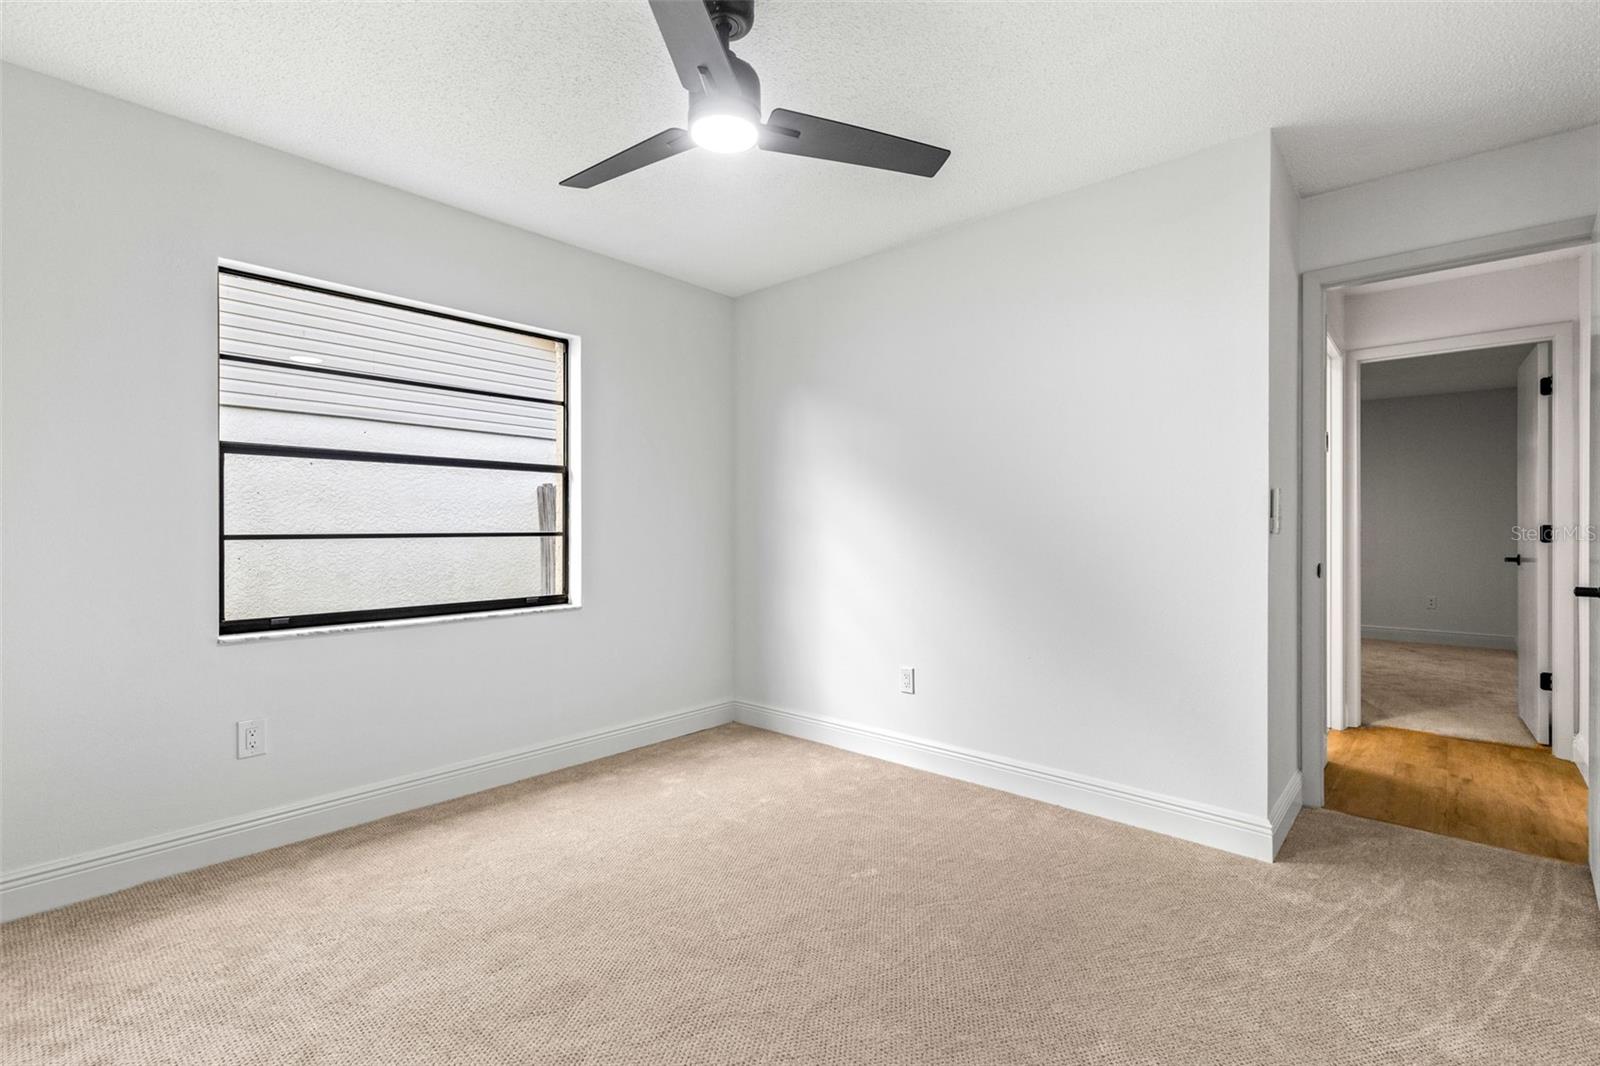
[1362,638,1537,747]
[4,724,1598,1066]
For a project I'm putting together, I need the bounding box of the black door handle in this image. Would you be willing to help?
[1504,555,1524,565]
[1576,586,1600,598]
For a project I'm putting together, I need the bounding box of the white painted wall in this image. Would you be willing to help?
[1267,143,1302,822]
[1360,389,1518,646]
[1300,125,1599,272]
[1343,258,1581,351]
[734,134,1284,848]
[0,68,735,875]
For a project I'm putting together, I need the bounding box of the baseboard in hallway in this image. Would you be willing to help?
[1361,626,1516,650]
[733,701,1296,862]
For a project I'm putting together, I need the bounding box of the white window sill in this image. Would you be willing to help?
[217,601,581,645]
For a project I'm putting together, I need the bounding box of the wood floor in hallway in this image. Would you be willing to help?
[1326,725,1589,864]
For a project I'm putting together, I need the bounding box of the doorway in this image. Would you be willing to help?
[1306,239,1594,870]
[1323,333,1588,861]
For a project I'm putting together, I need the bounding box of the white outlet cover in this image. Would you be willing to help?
[237,718,266,759]
[899,667,915,695]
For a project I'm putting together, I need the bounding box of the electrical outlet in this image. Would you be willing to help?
[1426,596,1438,611]
[899,666,915,695]
[237,719,266,759]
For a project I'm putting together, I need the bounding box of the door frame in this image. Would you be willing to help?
[1334,325,1577,753]
[1298,217,1596,807]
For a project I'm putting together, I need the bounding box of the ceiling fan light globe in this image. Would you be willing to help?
[690,113,758,154]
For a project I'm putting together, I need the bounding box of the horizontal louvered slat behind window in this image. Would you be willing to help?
[220,360,560,440]
[220,272,563,402]
[223,273,562,355]
[219,408,561,466]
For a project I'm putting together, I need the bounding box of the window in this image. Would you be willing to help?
[218,267,571,635]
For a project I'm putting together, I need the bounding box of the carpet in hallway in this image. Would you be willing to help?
[1361,638,1535,746]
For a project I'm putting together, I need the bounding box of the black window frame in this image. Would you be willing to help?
[218,267,571,636]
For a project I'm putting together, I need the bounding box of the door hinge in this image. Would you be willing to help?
[1539,672,1553,692]
[1540,523,1553,543]
[1540,375,1552,396]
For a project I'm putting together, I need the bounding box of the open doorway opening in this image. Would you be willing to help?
[1361,345,1535,743]
[1321,250,1591,864]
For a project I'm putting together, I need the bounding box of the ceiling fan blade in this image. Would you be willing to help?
[760,109,950,178]
[649,0,738,94]
[560,129,694,188]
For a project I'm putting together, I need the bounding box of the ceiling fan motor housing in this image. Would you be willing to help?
[688,48,761,129]
[706,0,755,42]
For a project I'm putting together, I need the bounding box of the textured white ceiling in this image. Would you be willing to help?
[4,1,1597,295]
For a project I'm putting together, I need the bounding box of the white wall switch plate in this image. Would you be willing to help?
[237,719,266,759]
[899,666,915,695]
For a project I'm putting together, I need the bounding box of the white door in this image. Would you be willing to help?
[1516,343,1552,743]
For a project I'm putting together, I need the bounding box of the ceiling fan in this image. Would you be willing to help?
[560,0,950,188]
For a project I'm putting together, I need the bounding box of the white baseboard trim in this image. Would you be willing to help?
[1574,729,1590,786]
[1,700,735,921]
[733,701,1281,861]
[1270,772,1304,857]
[1361,625,1516,650]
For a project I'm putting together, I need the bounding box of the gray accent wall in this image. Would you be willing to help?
[1360,387,1517,647]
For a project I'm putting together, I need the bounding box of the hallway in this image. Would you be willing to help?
[1330,639,1584,862]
